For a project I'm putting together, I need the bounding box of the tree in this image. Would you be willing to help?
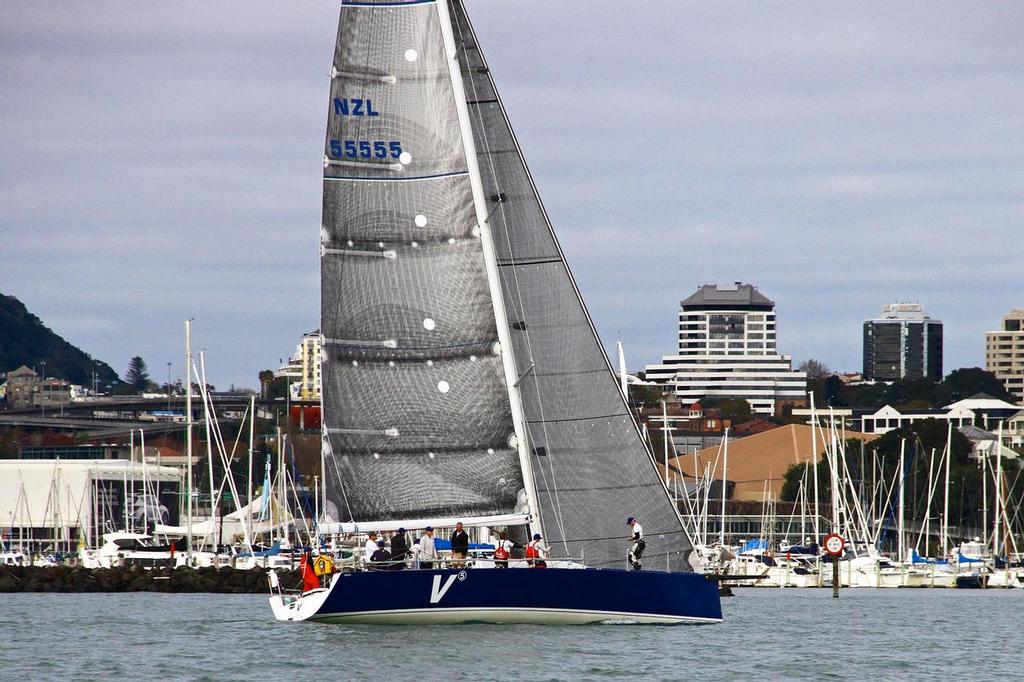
[628,382,673,408]
[943,367,1011,402]
[259,369,290,401]
[125,356,151,392]
[799,359,831,380]
[780,458,832,504]
[701,397,753,424]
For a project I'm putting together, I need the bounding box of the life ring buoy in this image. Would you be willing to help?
[312,555,335,576]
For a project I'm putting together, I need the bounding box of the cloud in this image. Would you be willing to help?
[2,1,1022,388]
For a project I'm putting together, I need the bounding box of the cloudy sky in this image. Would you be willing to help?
[3,1,1023,389]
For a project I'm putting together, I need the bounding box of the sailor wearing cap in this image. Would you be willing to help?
[627,516,644,570]
[369,538,392,569]
[390,527,409,570]
[415,526,437,569]
[525,533,548,568]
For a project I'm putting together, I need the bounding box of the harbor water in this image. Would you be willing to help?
[5,587,1023,680]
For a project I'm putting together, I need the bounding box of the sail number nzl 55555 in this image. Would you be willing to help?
[329,139,403,160]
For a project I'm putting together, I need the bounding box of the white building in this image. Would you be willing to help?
[0,459,182,553]
[276,329,322,401]
[645,283,806,415]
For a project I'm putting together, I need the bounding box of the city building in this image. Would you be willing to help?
[644,283,807,415]
[0,458,182,552]
[5,365,38,408]
[666,424,878,502]
[276,330,322,401]
[1003,410,1024,453]
[863,303,943,381]
[790,394,1020,435]
[985,309,1024,403]
[637,402,732,454]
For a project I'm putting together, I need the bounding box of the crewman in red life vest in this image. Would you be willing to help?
[299,552,320,592]
[525,533,548,568]
[493,531,513,568]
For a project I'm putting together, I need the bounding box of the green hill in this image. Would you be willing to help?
[0,294,121,387]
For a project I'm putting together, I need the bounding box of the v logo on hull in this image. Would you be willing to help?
[430,574,458,604]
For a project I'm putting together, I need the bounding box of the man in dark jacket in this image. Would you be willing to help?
[390,527,409,570]
[369,539,392,570]
[450,521,469,567]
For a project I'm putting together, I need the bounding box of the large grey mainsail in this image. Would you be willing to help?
[449,0,695,571]
[321,0,524,522]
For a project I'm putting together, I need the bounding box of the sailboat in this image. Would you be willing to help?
[268,0,721,624]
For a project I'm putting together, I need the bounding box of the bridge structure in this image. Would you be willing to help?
[0,395,318,438]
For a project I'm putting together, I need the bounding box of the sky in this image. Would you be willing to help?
[3,1,1023,389]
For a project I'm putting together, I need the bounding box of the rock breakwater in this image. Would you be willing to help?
[0,565,301,593]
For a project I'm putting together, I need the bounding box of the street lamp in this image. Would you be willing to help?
[167,362,173,412]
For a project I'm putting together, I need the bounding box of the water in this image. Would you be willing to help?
[4,588,1023,680]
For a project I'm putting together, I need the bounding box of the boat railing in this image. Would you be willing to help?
[351,555,588,571]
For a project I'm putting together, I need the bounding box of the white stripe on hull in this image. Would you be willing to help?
[308,606,720,625]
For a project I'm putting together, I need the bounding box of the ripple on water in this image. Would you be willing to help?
[3,589,1024,680]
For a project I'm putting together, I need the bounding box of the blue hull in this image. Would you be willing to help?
[291,568,721,624]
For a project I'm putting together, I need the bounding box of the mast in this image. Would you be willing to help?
[942,421,951,555]
[141,429,149,532]
[662,400,669,490]
[719,428,729,547]
[981,450,988,552]
[247,394,255,549]
[436,0,542,539]
[199,351,216,526]
[185,319,194,562]
[617,341,629,401]
[809,392,820,541]
[897,439,905,563]
[994,422,1003,561]
[922,447,936,556]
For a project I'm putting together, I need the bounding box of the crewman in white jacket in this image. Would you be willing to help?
[363,531,379,563]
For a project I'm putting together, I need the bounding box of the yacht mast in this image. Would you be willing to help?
[941,421,951,555]
[897,439,905,563]
[809,392,820,542]
[436,0,542,539]
[994,422,1003,561]
[719,428,729,547]
[185,318,194,564]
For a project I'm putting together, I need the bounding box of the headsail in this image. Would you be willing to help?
[449,0,696,571]
[321,0,525,523]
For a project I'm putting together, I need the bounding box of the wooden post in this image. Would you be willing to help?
[832,557,840,598]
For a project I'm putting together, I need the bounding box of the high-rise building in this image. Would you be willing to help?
[276,330,322,400]
[985,309,1024,403]
[863,303,943,381]
[644,283,807,415]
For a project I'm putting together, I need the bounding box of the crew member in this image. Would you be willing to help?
[627,516,644,570]
[525,533,548,568]
[363,531,380,564]
[493,531,513,568]
[450,521,469,568]
[417,526,437,569]
[369,539,392,570]
[390,527,409,570]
